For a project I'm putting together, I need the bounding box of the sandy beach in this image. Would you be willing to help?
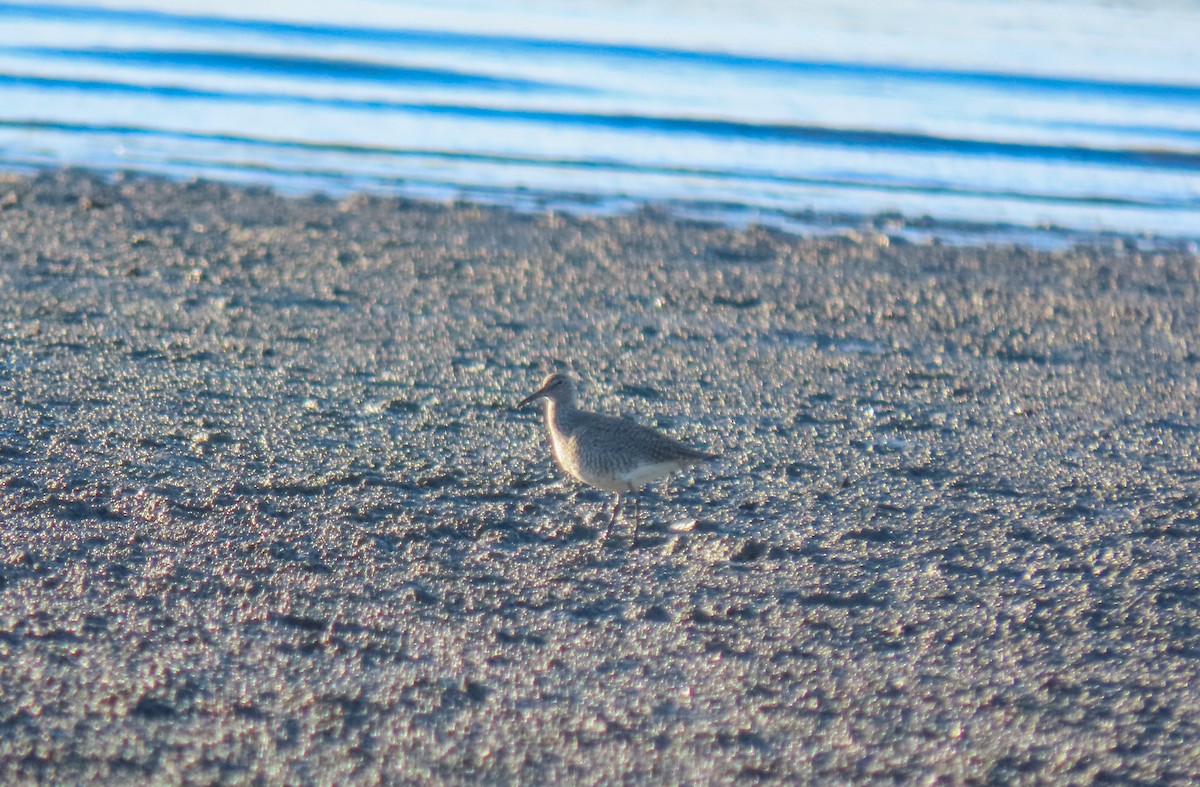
[1,168,1199,782]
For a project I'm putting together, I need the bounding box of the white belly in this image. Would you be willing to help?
[619,461,684,487]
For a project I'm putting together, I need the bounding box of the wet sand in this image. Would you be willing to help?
[1,168,1199,783]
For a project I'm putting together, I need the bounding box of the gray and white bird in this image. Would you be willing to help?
[518,372,717,543]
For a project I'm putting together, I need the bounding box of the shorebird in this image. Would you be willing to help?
[518,372,717,543]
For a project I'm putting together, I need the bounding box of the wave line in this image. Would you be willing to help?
[5,45,581,93]
[2,73,1198,171]
[0,1,1197,102]
[0,117,1194,210]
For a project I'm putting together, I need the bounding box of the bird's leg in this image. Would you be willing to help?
[603,493,623,541]
[631,493,642,546]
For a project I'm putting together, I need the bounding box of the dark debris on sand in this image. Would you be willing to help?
[1,169,1199,782]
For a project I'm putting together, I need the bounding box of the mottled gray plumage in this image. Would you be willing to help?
[518,373,717,542]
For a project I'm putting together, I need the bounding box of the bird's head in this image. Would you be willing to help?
[518,372,577,408]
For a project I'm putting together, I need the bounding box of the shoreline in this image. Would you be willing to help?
[1,167,1199,782]
[4,164,1197,255]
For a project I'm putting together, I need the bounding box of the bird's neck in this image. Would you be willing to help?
[544,397,576,430]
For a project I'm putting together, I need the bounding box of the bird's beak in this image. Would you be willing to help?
[517,383,550,409]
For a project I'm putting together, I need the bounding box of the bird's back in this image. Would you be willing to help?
[550,405,715,491]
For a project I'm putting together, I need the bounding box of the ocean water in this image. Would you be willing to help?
[0,0,1197,242]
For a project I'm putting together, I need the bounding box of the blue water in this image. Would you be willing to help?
[1,0,1198,242]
